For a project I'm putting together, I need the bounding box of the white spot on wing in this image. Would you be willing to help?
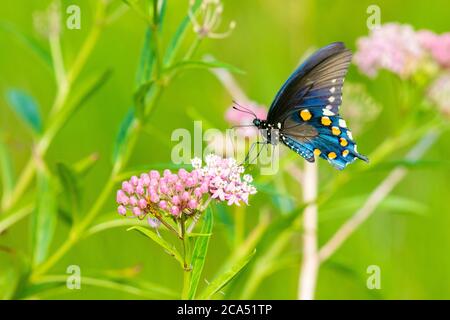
[339,119,347,128]
[322,108,335,116]
[347,130,353,140]
[328,96,335,103]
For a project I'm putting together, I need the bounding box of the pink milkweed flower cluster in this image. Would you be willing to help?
[355,23,450,79]
[116,168,209,219]
[193,154,257,206]
[116,155,257,224]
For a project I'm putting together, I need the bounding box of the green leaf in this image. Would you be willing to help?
[163,0,202,66]
[6,89,43,134]
[320,194,428,223]
[66,70,112,115]
[199,249,256,300]
[0,254,21,299]
[0,21,52,67]
[20,274,178,299]
[164,60,245,75]
[31,168,57,267]
[157,0,167,28]
[136,26,154,86]
[0,140,15,204]
[188,208,213,299]
[127,226,184,267]
[56,163,82,223]
[134,80,154,121]
[112,107,135,163]
[73,153,99,178]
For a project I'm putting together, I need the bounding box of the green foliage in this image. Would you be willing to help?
[56,163,82,223]
[199,249,256,299]
[31,168,57,267]
[188,208,213,299]
[127,226,184,267]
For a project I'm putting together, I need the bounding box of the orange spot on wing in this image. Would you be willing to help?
[300,109,312,121]
[321,116,332,126]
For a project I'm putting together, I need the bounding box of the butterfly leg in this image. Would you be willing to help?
[242,141,268,166]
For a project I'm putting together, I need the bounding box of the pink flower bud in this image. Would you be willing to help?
[135,185,144,195]
[178,168,188,180]
[170,206,180,216]
[159,200,167,210]
[150,170,160,179]
[163,169,171,177]
[130,176,139,186]
[160,183,169,194]
[122,181,133,194]
[185,177,195,187]
[129,196,138,206]
[168,174,178,184]
[194,187,202,197]
[150,193,160,203]
[150,178,159,187]
[181,191,190,201]
[172,195,180,205]
[117,205,127,215]
[200,182,209,193]
[175,181,184,192]
[188,199,198,209]
[138,198,147,209]
[132,207,142,216]
[140,173,150,186]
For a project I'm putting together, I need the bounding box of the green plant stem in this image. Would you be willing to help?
[30,13,205,283]
[0,1,107,215]
[180,216,192,299]
[0,204,34,234]
[182,268,191,300]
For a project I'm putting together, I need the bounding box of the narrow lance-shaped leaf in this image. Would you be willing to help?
[56,163,82,223]
[0,21,52,67]
[199,249,256,300]
[188,208,214,299]
[65,69,112,117]
[32,167,58,267]
[127,226,184,267]
[112,107,135,163]
[6,89,43,134]
[136,26,154,86]
[134,80,154,121]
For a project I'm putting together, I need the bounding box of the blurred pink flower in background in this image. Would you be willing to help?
[427,73,450,117]
[417,30,450,69]
[354,23,425,78]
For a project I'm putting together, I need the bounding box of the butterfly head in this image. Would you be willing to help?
[253,118,261,127]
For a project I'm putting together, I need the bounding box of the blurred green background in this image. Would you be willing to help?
[1,0,450,299]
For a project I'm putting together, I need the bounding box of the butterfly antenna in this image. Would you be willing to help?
[232,100,258,118]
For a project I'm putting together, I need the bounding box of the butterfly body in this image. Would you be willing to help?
[250,42,369,170]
